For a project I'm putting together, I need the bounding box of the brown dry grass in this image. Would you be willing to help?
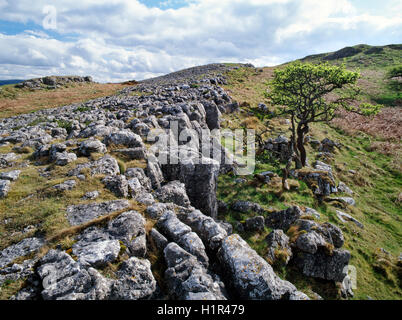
[0,82,132,118]
[224,67,274,107]
[332,107,402,142]
[47,201,146,243]
[332,107,402,163]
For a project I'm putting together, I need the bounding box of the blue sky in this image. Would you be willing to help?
[0,0,401,82]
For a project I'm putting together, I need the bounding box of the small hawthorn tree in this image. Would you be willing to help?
[267,62,381,189]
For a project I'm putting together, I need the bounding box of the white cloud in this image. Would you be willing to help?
[0,0,401,81]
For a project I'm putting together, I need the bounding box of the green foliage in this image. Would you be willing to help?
[117,160,126,175]
[387,65,402,78]
[28,117,47,127]
[267,62,380,122]
[383,65,402,105]
[345,102,382,116]
[56,120,73,134]
[75,105,90,112]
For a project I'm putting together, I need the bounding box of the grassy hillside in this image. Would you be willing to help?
[0,82,131,119]
[217,46,402,299]
[301,44,402,107]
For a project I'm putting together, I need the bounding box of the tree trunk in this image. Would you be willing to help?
[296,123,309,167]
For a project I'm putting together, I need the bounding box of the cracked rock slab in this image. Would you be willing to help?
[0,237,45,269]
[72,240,121,268]
[218,234,298,300]
[66,200,130,226]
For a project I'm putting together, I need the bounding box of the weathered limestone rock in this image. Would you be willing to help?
[265,230,292,266]
[104,130,144,148]
[217,234,298,300]
[37,250,156,300]
[164,243,227,300]
[304,207,321,219]
[265,206,302,231]
[293,162,338,197]
[37,250,113,300]
[102,175,129,198]
[0,170,21,181]
[291,219,351,282]
[82,191,100,200]
[55,152,77,166]
[157,211,209,266]
[338,181,353,195]
[146,202,175,220]
[113,147,147,160]
[202,100,221,130]
[72,240,121,268]
[0,179,11,198]
[146,155,164,190]
[263,135,292,163]
[177,209,227,251]
[79,125,119,139]
[111,257,157,300]
[336,210,364,229]
[160,146,220,218]
[294,249,351,282]
[0,153,21,168]
[231,200,265,214]
[68,155,120,177]
[107,211,147,257]
[154,181,191,207]
[66,200,130,225]
[53,179,76,191]
[125,167,152,191]
[150,228,169,251]
[333,197,356,207]
[244,216,265,232]
[319,138,340,153]
[79,139,107,156]
[0,238,45,269]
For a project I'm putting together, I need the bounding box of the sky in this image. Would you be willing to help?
[0,0,401,82]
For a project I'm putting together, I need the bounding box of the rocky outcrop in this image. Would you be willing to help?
[66,200,130,225]
[265,206,302,231]
[262,135,292,163]
[79,139,107,156]
[164,243,227,300]
[159,146,220,218]
[291,219,350,282]
[157,211,209,267]
[0,238,45,269]
[231,200,265,214]
[177,209,228,251]
[217,234,302,300]
[102,175,129,198]
[154,181,191,207]
[68,155,120,177]
[36,250,156,300]
[16,76,93,90]
[0,64,323,301]
[265,230,292,266]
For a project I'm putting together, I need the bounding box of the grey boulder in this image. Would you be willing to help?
[218,234,298,300]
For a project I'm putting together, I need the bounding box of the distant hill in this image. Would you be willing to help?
[0,79,23,86]
[299,44,402,106]
[300,44,402,69]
